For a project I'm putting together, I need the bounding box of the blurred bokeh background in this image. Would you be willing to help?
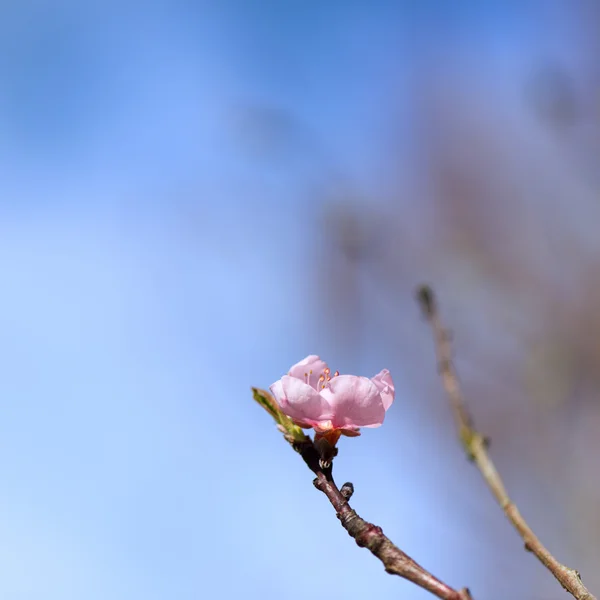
[1,1,599,599]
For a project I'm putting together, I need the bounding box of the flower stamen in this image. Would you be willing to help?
[318,367,340,388]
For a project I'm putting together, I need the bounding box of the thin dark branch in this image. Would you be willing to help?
[291,435,472,600]
[417,284,596,600]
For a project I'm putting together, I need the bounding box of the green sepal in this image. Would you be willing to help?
[252,387,307,443]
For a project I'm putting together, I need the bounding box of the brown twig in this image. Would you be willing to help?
[291,434,472,600]
[417,285,596,600]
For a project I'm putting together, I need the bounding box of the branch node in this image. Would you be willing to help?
[459,428,478,461]
[355,523,384,548]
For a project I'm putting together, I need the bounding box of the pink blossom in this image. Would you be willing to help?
[270,355,394,443]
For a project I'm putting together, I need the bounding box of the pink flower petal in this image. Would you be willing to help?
[270,379,286,406]
[370,369,395,411]
[339,427,361,437]
[320,375,385,428]
[277,375,332,423]
[287,355,330,391]
[290,417,321,429]
[312,419,334,433]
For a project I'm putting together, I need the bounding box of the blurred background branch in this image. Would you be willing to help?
[418,286,596,600]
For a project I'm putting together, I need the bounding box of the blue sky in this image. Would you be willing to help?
[0,2,588,599]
